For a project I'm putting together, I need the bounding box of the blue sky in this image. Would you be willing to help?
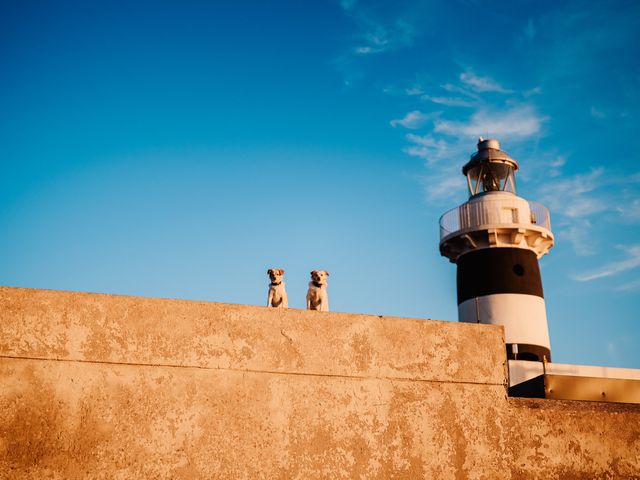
[1,0,638,368]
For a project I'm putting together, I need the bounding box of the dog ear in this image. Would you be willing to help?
[325,271,330,276]
[279,269,285,275]
[310,270,316,276]
[267,269,273,275]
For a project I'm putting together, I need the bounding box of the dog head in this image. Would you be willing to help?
[310,270,329,286]
[267,268,285,284]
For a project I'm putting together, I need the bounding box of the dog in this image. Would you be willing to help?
[306,270,329,311]
[267,268,288,308]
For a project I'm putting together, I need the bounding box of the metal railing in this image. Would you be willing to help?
[439,200,551,241]
[528,200,552,230]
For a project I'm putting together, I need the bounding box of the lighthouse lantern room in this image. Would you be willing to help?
[463,138,518,195]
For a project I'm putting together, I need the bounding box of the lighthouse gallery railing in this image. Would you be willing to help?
[439,200,551,241]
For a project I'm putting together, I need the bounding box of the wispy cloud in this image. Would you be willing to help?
[574,245,640,281]
[560,219,596,256]
[459,70,512,93]
[419,167,468,204]
[409,137,473,204]
[540,155,566,178]
[404,133,449,162]
[340,2,417,56]
[523,86,543,97]
[613,277,640,292]
[403,78,479,107]
[441,82,481,98]
[353,18,415,55]
[533,167,640,256]
[421,95,475,107]
[334,1,422,86]
[390,110,432,129]
[616,198,640,220]
[534,167,639,219]
[405,85,425,96]
[590,106,606,119]
[434,105,545,139]
[533,168,605,255]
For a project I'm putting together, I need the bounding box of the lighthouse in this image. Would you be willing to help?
[439,139,554,362]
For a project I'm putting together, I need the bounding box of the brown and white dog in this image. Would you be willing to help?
[267,268,288,308]
[306,270,329,311]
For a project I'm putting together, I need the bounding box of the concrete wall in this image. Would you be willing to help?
[1,286,638,479]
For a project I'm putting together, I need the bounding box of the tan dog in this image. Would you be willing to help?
[306,270,329,311]
[267,268,288,308]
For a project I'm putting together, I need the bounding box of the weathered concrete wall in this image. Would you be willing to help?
[1,286,638,479]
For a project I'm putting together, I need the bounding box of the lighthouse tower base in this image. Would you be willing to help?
[459,294,550,360]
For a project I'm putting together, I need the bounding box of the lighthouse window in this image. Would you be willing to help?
[513,264,525,276]
[466,163,517,196]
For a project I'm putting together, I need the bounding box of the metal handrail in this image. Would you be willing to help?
[528,200,552,229]
[439,200,551,241]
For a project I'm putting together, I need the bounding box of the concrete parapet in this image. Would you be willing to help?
[0,286,505,385]
[1,286,639,479]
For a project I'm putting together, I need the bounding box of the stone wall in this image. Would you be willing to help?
[1,286,638,479]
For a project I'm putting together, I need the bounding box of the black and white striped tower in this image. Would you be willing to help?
[439,139,555,361]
